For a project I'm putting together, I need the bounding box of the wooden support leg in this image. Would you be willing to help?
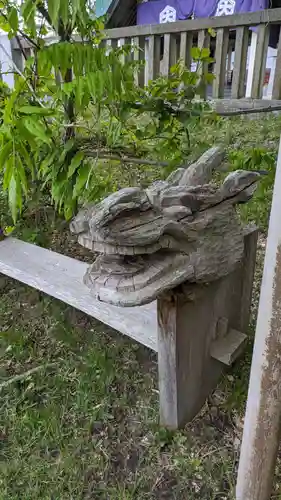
[157,229,258,429]
[157,284,223,429]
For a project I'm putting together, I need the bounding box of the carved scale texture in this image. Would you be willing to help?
[70,147,260,306]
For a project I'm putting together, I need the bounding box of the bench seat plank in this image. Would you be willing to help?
[0,238,157,351]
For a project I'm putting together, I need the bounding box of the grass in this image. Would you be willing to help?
[1,114,281,499]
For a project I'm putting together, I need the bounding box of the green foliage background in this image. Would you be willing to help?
[0,0,215,222]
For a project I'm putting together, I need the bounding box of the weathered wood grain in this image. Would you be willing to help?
[239,228,258,331]
[71,144,261,308]
[232,27,249,99]
[197,30,210,99]
[157,228,258,428]
[162,33,178,77]
[147,35,161,81]
[210,328,247,366]
[133,36,145,87]
[251,25,269,99]
[171,145,225,186]
[179,31,193,69]
[213,28,229,99]
[0,238,157,351]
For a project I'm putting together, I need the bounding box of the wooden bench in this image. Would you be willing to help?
[0,229,257,429]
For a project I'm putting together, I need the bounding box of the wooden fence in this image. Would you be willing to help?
[8,8,281,100]
[103,8,281,100]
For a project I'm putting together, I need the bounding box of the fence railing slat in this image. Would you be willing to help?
[197,30,210,99]
[272,27,281,99]
[133,36,145,87]
[213,28,229,98]
[231,26,249,98]
[251,25,270,98]
[179,32,193,69]
[119,37,132,63]
[147,35,161,82]
[162,33,177,76]
[162,33,171,76]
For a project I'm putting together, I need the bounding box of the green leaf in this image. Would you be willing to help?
[8,7,18,32]
[71,0,80,25]
[15,120,37,147]
[0,140,12,169]
[200,48,211,59]
[9,174,17,222]
[59,0,69,27]
[18,105,54,116]
[67,151,84,178]
[23,118,51,144]
[73,162,90,197]
[17,143,35,179]
[21,0,36,35]
[58,139,75,164]
[51,174,67,205]
[0,17,10,32]
[191,47,201,61]
[48,0,60,27]
[17,155,28,195]
[4,225,15,236]
[64,203,74,220]
[40,150,57,176]
[208,28,216,38]
[3,156,13,190]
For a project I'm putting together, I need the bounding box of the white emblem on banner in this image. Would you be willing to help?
[215,0,236,16]
[159,5,176,23]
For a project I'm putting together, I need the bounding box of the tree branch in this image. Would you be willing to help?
[82,149,170,167]
[217,105,281,116]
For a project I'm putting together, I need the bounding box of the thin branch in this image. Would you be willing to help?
[17,29,40,50]
[83,149,170,167]
[15,34,27,61]
[216,105,281,117]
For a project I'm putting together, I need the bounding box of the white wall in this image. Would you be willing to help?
[0,33,14,87]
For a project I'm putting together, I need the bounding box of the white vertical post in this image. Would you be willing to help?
[265,48,277,99]
[144,37,149,86]
[227,44,232,83]
[236,134,281,500]
[245,31,257,97]
[0,34,14,87]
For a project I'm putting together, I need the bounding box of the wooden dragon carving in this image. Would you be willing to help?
[70,147,260,307]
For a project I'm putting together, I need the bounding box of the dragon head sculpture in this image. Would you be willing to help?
[71,149,260,307]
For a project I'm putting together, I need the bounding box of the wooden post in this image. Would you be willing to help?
[157,286,223,429]
[213,28,229,98]
[197,30,210,100]
[236,136,281,500]
[162,33,177,77]
[251,25,269,98]
[146,35,161,83]
[246,31,257,98]
[179,31,193,69]
[157,230,258,429]
[232,26,249,98]
[133,36,145,87]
